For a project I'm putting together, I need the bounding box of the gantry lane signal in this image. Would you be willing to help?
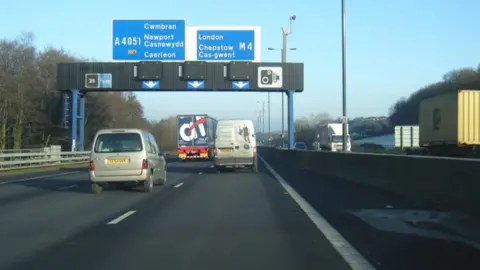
[59,62,303,92]
[84,73,112,89]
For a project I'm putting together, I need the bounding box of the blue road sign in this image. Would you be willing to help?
[142,81,160,89]
[232,81,250,89]
[98,74,112,88]
[196,30,255,61]
[187,80,205,89]
[112,19,186,61]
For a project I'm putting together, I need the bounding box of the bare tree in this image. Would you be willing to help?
[0,32,181,151]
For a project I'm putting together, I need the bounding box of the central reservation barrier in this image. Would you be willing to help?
[258,147,480,215]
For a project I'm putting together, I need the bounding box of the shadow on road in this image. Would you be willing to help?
[167,164,208,174]
[201,165,258,174]
[9,177,164,194]
[7,161,213,194]
[58,167,89,172]
[9,178,91,194]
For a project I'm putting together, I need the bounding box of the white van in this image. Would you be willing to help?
[213,119,258,172]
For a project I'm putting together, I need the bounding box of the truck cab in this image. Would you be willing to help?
[316,123,352,152]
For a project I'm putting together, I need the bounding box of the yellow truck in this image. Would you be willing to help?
[419,90,480,157]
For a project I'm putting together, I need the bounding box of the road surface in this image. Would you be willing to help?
[0,158,479,270]
[0,160,352,270]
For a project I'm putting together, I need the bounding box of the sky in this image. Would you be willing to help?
[1,0,479,131]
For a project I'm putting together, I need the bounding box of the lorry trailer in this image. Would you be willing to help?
[418,90,480,157]
[177,114,217,161]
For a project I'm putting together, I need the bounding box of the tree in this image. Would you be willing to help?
[388,67,480,126]
[0,32,179,151]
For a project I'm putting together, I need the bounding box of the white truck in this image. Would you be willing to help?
[315,123,351,152]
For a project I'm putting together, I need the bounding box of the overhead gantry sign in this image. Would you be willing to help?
[57,61,304,151]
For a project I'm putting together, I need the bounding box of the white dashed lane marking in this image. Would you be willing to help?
[107,210,136,225]
[58,185,77,190]
[174,183,184,188]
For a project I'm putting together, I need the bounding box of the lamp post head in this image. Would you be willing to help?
[290,15,296,21]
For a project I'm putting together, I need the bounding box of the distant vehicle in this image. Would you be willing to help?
[177,114,217,161]
[394,125,422,155]
[417,90,480,157]
[316,123,351,151]
[89,128,167,194]
[312,141,321,151]
[294,141,307,150]
[213,119,258,172]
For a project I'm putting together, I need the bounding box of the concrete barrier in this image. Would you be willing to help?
[259,147,480,215]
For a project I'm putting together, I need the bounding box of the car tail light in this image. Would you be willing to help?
[142,159,148,169]
[253,146,257,157]
[89,161,95,171]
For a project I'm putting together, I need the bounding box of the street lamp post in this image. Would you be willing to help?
[257,100,267,137]
[268,92,270,145]
[341,0,348,151]
[267,15,296,147]
[255,109,262,132]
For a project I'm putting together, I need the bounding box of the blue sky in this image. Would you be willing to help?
[2,0,479,131]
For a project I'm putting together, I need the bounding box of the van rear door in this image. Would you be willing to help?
[91,131,145,177]
[233,120,255,164]
[215,122,235,159]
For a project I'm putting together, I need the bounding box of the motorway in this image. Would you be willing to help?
[0,158,479,270]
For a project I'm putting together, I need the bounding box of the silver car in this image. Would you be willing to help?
[89,128,167,194]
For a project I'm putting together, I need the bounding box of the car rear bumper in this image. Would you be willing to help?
[214,157,255,167]
[179,153,209,159]
[89,170,149,183]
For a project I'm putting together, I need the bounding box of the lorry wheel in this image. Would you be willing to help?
[91,183,103,194]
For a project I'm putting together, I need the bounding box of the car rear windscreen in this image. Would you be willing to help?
[94,133,143,153]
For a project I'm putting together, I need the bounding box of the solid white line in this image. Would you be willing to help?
[174,182,184,188]
[0,171,79,185]
[258,155,376,270]
[198,172,203,175]
[58,184,77,190]
[107,210,136,225]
